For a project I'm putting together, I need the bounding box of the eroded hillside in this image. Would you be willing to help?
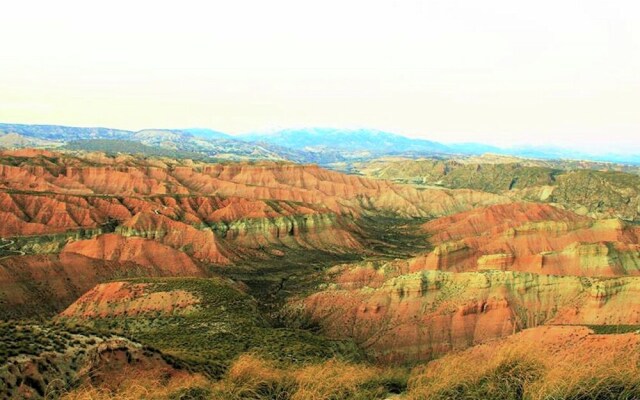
[297,203,640,362]
[0,149,511,319]
[3,149,640,399]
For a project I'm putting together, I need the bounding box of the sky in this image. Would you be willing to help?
[1,0,639,153]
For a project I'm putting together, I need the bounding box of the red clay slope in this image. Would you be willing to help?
[411,202,640,276]
[0,250,206,319]
[0,150,511,267]
[298,203,640,362]
[62,233,202,273]
[301,261,640,362]
[0,150,509,223]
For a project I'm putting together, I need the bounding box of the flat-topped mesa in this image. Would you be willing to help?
[300,264,640,363]
[0,148,58,158]
[411,202,640,276]
[356,157,640,221]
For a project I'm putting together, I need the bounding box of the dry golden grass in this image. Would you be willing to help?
[291,359,381,400]
[212,354,294,399]
[211,353,400,400]
[406,325,640,400]
[60,353,400,400]
[60,365,211,400]
[60,326,640,399]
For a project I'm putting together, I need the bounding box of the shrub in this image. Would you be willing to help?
[552,375,640,400]
[169,386,212,400]
[426,359,542,400]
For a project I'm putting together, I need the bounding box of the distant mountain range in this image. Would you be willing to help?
[0,123,293,162]
[241,128,640,164]
[0,122,638,165]
[242,128,451,154]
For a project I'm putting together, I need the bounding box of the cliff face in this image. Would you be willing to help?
[0,192,337,237]
[115,212,231,264]
[0,150,509,222]
[302,264,640,362]
[299,204,640,363]
[0,323,190,400]
[411,203,640,276]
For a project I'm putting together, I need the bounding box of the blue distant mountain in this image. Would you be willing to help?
[446,142,504,155]
[0,123,132,141]
[241,128,452,154]
[182,128,233,140]
[2,122,638,165]
[241,128,640,164]
[0,123,292,161]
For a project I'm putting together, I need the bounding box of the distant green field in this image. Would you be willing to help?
[63,139,218,160]
[587,325,640,334]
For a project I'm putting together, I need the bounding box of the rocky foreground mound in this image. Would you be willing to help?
[0,322,193,399]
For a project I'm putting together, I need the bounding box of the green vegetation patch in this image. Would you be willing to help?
[558,376,640,400]
[0,321,106,364]
[59,277,364,378]
[586,324,640,334]
[63,139,220,161]
[442,164,560,193]
[428,359,543,400]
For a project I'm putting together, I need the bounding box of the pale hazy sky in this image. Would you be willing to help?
[1,0,639,152]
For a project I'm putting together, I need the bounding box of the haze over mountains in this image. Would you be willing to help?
[1,122,638,165]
